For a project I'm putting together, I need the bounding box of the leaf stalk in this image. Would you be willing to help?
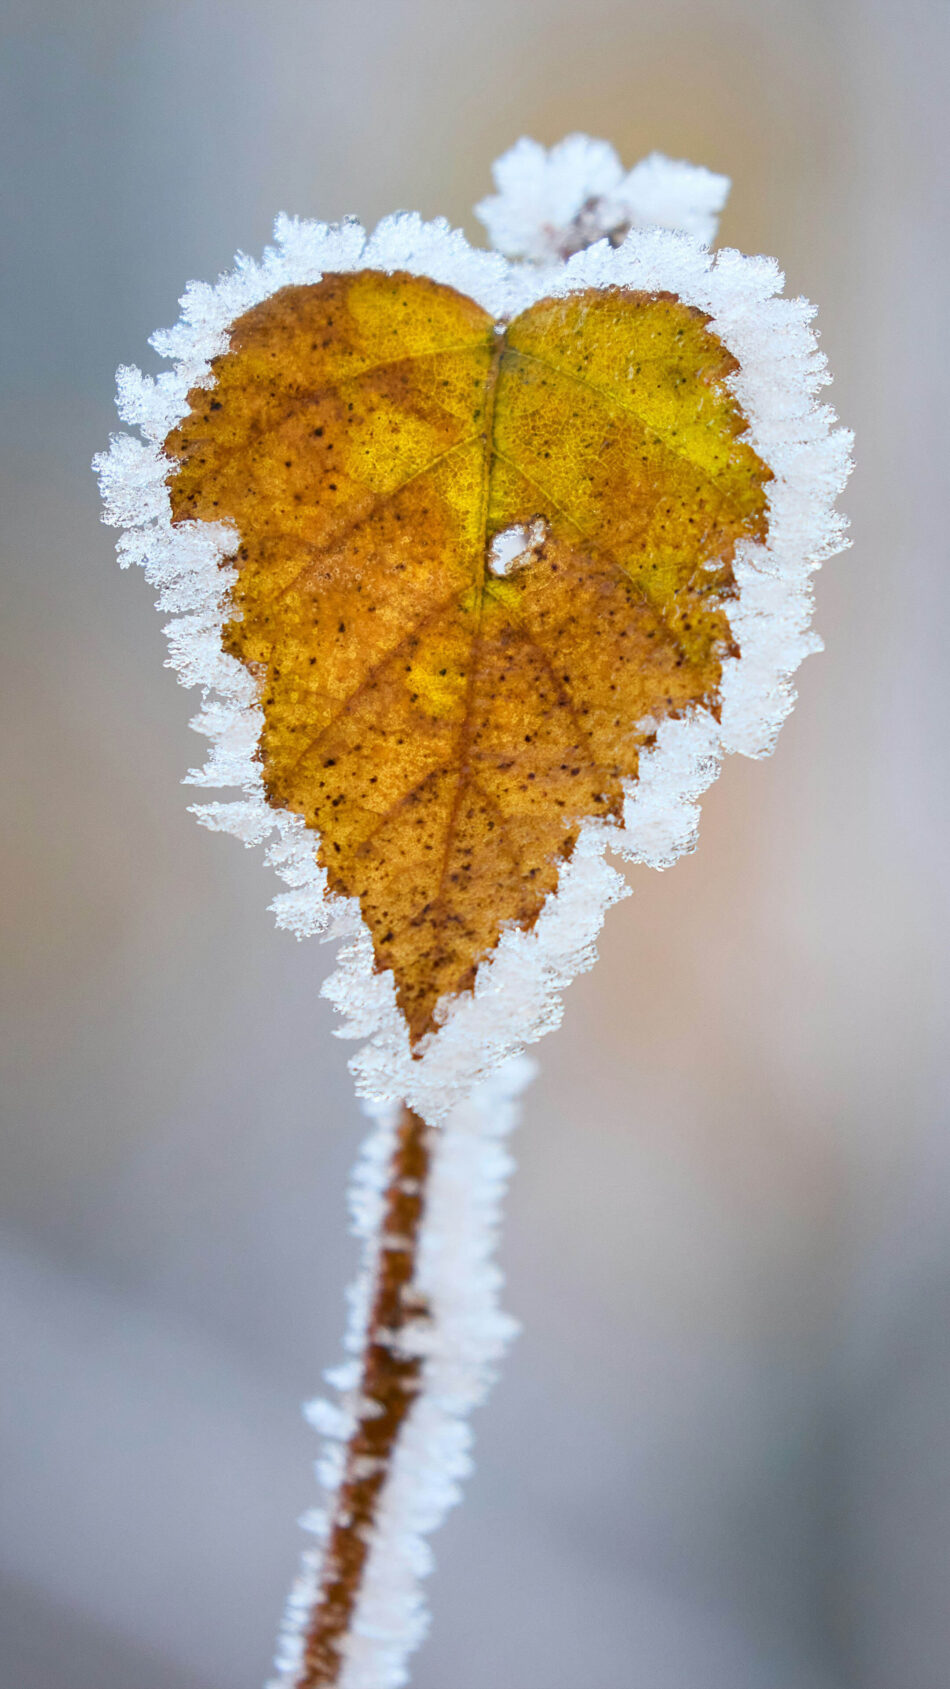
[296,1105,432,1687]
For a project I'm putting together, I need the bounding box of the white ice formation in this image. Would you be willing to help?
[476,133,731,260]
[94,136,852,1689]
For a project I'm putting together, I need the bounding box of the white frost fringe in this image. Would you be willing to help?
[268,1055,531,1689]
[94,135,852,1689]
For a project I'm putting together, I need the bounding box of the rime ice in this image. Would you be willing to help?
[476,134,731,262]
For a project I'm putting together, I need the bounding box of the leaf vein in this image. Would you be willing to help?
[488,446,689,658]
[240,432,483,611]
[503,343,752,516]
[273,590,462,783]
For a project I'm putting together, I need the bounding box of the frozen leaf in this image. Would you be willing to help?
[96,195,852,1111]
[165,269,770,1042]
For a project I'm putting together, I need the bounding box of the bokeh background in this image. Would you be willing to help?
[2,1,948,1685]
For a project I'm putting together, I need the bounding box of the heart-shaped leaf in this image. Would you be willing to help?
[165,269,770,1042]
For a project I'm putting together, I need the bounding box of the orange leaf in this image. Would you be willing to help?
[165,269,771,1042]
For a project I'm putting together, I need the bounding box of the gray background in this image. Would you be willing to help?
[2,1,948,1685]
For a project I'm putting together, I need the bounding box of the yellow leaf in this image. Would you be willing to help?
[166,270,770,1042]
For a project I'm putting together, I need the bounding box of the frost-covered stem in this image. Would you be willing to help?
[297,1105,433,1687]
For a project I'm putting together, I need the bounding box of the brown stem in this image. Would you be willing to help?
[296,1104,433,1687]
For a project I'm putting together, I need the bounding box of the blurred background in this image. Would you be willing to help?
[1,1,948,1685]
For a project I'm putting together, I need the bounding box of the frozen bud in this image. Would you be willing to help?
[476,133,730,262]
